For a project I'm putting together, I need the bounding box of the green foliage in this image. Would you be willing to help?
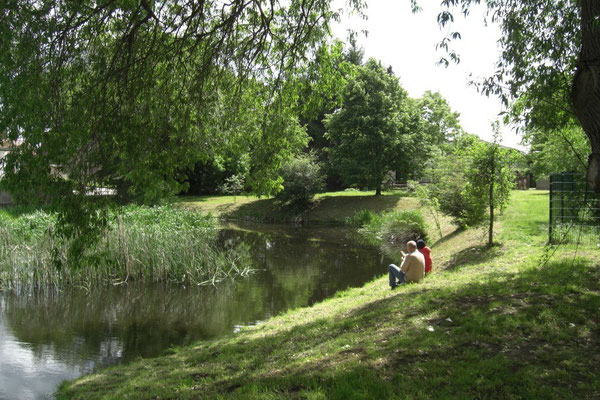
[351,209,428,246]
[299,41,351,123]
[464,124,516,245]
[324,59,420,194]
[276,153,325,208]
[411,182,443,240]
[422,0,600,189]
[0,206,251,287]
[412,91,463,176]
[298,40,351,191]
[181,153,250,195]
[524,124,590,180]
[344,33,365,66]
[377,210,428,245]
[418,91,462,143]
[344,209,377,228]
[0,0,366,254]
[427,138,486,228]
[425,131,516,232]
[218,174,246,203]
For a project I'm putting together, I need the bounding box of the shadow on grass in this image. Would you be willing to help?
[442,244,503,271]
[430,227,463,248]
[221,198,299,222]
[219,193,411,224]
[61,257,600,399]
[315,193,408,213]
[177,195,211,203]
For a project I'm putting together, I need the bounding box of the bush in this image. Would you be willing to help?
[427,153,486,228]
[277,153,325,208]
[433,172,486,228]
[377,210,428,245]
[345,209,378,228]
[350,209,428,246]
[218,174,245,202]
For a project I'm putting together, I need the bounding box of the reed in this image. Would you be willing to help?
[0,205,251,288]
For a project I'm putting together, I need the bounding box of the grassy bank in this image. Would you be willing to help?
[59,191,600,399]
[178,189,416,224]
[0,205,250,288]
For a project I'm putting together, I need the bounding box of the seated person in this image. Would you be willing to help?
[389,240,425,288]
[416,239,433,275]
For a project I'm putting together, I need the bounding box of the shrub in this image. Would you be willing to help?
[345,209,378,228]
[412,184,443,239]
[277,153,325,208]
[352,209,428,246]
[377,210,428,245]
[218,174,245,202]
[427,153,486,228]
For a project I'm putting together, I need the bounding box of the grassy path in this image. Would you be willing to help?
[59,191,600,399]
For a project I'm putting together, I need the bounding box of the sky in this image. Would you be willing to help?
[331,1,527,151]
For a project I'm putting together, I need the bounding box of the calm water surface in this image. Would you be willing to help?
[0,224,393,400]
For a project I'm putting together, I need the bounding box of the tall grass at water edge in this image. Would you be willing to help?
[0,205,251,288]
[346,209,428,245]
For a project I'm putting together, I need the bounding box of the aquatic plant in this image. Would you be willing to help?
[344,209,378,228]
[0,205,251,288]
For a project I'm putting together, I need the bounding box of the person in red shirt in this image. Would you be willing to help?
[416,239,432,275]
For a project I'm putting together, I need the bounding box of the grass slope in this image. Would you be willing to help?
[177,190,416,224]
[59,191,600,399]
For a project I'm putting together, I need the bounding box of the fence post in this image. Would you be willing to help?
[549,174,553,243]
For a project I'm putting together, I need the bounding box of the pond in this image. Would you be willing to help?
[0,223,394,400]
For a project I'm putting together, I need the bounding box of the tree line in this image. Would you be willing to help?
[0,0,595,253]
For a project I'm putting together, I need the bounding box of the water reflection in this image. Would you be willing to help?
[0,224,392,399]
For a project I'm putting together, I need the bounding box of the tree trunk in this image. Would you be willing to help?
[375,186,382,196]
[572,0,600,192]
[488,152,494,247]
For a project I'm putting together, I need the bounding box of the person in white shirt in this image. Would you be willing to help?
[388,240,425,289]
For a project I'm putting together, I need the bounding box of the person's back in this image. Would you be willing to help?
[417,239,432,275]
[389,241,425,288]
[401,250,425,282]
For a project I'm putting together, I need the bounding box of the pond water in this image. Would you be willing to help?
[0,223,393,400]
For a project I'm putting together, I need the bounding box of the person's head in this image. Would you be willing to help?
[416,239,426,250]
[406,241,417,253]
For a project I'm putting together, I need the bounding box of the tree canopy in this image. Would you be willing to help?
[324,59,419,195]
[0,1,366,204]
[0,0,367,246]
[418,0,600,190]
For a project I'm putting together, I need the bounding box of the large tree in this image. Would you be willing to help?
[1,0,364,199]
[420,0,600,191]
[414,90,463,174]
[0,0,364,244]
[324,59,419,195]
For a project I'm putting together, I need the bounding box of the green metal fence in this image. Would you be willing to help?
[549,172,600,245]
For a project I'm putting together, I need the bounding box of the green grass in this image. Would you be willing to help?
[0,205,251,287]
[178,189,415,224]
[58,190,600,399]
